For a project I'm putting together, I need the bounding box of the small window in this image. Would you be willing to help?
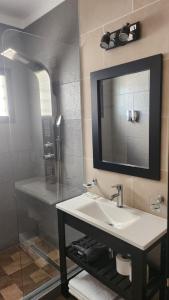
[0,74,8,117]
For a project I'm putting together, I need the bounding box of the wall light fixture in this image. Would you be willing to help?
[100,22,140,50]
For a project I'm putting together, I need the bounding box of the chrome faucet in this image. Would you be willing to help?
[110,184,123,208]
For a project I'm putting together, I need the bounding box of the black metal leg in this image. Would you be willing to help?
[160,237,167,300]
[58,210,69,297]
[132,252,147,300]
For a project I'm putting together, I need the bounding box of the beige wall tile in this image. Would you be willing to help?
[162,59,169,117]
[103,1,169,68]
[133,0,160,10]
[84,157,134,206]
[83,118,93,158]
[80,28,104,79]
[84,157,95,181]
[161,117,168,172]
[133,171,168,217]
[78,0,132,34]
[95,169,134,206]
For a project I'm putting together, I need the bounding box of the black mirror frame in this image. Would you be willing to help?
[91,54,163,180]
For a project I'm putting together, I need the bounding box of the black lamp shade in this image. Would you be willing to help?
[100,32,110,49]
[119,23,130,43]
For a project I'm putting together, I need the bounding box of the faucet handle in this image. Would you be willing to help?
[151,195,164,213]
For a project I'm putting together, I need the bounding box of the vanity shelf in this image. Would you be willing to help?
[57,206,167,300]
[66,236,162,300]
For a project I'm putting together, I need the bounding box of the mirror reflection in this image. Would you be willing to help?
[101,70,150,168]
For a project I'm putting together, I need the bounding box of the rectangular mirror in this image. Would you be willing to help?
[91,55,162,180]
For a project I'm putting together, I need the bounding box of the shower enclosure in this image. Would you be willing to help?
[0,25,83,299]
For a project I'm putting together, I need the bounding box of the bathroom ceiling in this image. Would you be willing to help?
[0,0,65,29]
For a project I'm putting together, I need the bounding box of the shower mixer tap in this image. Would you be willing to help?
[44,142,54,148]
[43,153,55,160]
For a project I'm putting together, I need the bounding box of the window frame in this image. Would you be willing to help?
[0,68,15,123]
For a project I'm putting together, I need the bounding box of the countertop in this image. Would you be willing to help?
[56,192,167,250]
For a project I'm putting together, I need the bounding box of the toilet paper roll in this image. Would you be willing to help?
[116,254,131,276]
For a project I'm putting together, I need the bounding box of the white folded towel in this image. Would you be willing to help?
[69,286,87,300]
[69,271,124,300]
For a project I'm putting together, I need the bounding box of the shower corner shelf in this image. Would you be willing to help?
[57,210,167,300]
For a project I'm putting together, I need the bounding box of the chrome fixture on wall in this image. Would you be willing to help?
[151,195,164,213]
[100,22,140,50]
[83,178,97,189]
[127,110,140,123]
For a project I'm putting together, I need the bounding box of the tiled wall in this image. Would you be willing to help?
[101,71,150,167]
[27,0,83,201]
[79,0,169,218]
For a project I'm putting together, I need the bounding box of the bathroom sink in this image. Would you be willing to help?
[77,201,140,229]
[56,192,167,250]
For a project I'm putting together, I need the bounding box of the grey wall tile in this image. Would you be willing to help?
[102,70,150,167]
[127,136,149,168]
[0,152,13,183]
[26,0,79,43]
[59,81,81,120]
[62,155,83,187]
[0,124,10,154]
[51,42,80,85]
[63,119,83,158]
[12,150,35,181]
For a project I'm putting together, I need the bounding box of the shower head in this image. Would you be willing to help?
[1,47,48,74]
[1,48,30,64]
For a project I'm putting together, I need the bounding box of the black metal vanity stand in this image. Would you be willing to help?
[57,209,167,300]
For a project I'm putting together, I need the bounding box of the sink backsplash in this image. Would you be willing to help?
[85,172,167,219]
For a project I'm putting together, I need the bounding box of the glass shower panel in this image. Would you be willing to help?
[2,29,62,298]
[2,27,83,298]
[0,35,22,300]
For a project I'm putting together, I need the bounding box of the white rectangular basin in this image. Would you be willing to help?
[78,201,140,229]
[56,192,167,250]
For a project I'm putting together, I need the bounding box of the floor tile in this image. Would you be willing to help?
[0,283,23,300]
[30,269,50,284]
[2,261,21,276]
[0,256,13,268]
[43,265,60,278]
[16,264,38,295]
[0,275,12,290]
[11,252,20,262]
[0,268,6,277]
[48,250,60,261]
[11,251,32,268]
[35,257,48,268]
[0,240,61,297]
[34,239,54,254]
